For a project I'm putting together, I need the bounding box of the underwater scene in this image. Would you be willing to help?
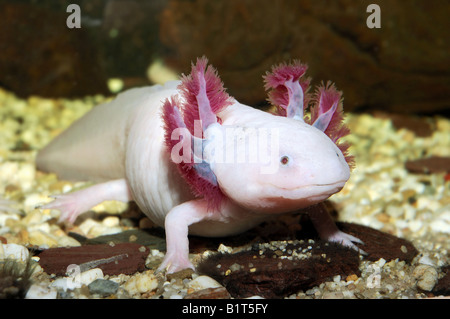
[0,0,449,302]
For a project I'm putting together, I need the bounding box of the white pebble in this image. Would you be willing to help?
[0,212,20,227]
[150,249,164,257]
[52,267,104,291]
[412,264,438,291]
[57,236,81,247]
[25,284,57,299]
[74,268,104,286]
[102,216,120,227]
[188,275,222,291]
[418,254,436,267]
[430,211,450,233]
[217,243,233,254]
[51,277,81,291]
[245,295,266,299]
[375,258,386,268]
[122,270,158,295]
[0,243,29,262]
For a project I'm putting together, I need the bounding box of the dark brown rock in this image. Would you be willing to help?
[160,0,450,114]
[38,243,149,276]
[70,229,166,251]
[373,112,434,137]
[198,239,360,298]
[405,156,450,174]
[196,216,418,298]
[336,222,418,263]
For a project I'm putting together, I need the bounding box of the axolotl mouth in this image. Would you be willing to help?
[296,180,347,201]
[251,180,347,212]
[267,179,347,195]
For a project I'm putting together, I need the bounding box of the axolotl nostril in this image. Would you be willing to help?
[36,57,363,273]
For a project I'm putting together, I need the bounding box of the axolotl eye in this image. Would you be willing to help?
[280,155,290,165]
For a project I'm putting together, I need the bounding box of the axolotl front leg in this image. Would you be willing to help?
[157,199,219,273]
[306,203,365,253]
[40,179,132,224]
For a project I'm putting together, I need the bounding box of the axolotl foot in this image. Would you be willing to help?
[157,251,195,274]
[326,230,367,255]
[39,193,86,224]
[37,179,132,224]
[307,203,367,255]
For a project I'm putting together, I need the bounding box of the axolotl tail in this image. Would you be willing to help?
[36,82,180,183]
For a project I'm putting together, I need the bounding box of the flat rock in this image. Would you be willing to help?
[197,219,418,298]
[38,243,149,276]
[88,279,119,297]
[336,222,418,263]
[405,156,450,174]
[198,239,360,299]
[69,229,166,251]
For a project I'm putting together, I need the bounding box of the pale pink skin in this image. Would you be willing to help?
[36,80,363,273]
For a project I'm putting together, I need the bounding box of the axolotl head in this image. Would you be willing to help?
[209,112,351,213]
[162,58,354,213]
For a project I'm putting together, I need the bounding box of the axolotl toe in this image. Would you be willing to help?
[36,57,363,273]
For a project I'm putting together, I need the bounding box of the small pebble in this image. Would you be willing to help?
[166,268,195,281]
[412,264,438,291]
[322,291,344,299]
[418,254,436,267]
[122,270,158,295]
[0,243,29,262]
[88,279,119,297]
[188,275,222,291]
[28,230,59,247]
[51,277,80,291]
[73,268,104,286]
[25,284,57,299]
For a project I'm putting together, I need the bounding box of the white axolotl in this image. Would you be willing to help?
[36,57,363,273]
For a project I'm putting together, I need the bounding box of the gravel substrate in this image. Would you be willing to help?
[0,88,448,299]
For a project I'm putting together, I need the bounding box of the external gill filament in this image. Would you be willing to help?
[312,101,338,132]
[196,71,217,132]
[171,105,218,186]
[284,78,304,121]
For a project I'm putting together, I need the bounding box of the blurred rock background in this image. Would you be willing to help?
[0,0,448,115]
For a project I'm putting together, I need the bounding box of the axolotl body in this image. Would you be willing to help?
[36,57,363,273]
